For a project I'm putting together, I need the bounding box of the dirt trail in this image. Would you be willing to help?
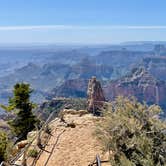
[35,111,110,166]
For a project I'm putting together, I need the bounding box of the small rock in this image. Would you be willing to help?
[17,140,28,149]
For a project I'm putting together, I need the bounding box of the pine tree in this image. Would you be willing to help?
[3,83,38,140]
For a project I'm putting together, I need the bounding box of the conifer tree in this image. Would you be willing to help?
[2,83,38,140]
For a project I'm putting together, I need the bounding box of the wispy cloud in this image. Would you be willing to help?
[0,25,73,30]
[0,25,166,30]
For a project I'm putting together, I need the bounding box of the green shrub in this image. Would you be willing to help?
[0,131,8,162]
[96,97,166,166]
[28,149,38,158]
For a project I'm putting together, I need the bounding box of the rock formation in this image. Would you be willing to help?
[46,69,166,117]
[143,56,166,81]
[36,98,87,120]
[87,76,105,114]
[104,67,166,113]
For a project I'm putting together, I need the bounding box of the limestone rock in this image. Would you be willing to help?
[87,76,105,114]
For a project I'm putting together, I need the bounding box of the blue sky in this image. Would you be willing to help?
[0,0,166,44]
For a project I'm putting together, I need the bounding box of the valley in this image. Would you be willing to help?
[0,43,166,117]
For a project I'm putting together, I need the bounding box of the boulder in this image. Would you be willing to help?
[17,140,28,149]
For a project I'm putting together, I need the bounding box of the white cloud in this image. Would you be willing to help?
[0,25,73,30]
[0,25,166,31]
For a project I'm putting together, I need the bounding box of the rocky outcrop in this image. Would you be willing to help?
[143,56,166,81]
[87,77,105,114]
[36,98,87,120]
[104,68,166,112]
[45,68,166,117]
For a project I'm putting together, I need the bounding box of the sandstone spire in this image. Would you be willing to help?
[87,76,105,115]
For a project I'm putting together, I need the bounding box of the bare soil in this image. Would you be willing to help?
[35,111,110,166]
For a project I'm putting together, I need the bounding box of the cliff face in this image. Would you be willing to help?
[143,57,166,81]
[104,68,166,110]
[50,79,88,98]
[50,68,166,116]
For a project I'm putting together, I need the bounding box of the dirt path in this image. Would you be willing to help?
[35,111,110,166]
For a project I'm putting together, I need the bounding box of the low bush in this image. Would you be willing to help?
[0,131,9,162]
[28,149,38,158]
[96,97,166,166]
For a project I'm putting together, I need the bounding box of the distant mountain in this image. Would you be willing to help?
[1,43,166,116]
[48,79,88,99]
[0,48,91,77]
[0,58,113,113]
[91,49,154,79]
[48,50,90,65]
[94,50,153,66]
[121,41,166,45]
